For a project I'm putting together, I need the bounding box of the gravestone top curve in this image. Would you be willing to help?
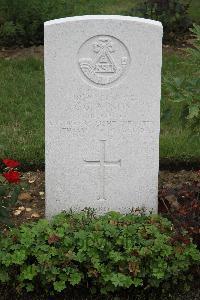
[44,15,162,28]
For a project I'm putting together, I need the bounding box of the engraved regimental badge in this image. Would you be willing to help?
[78,35,130,86]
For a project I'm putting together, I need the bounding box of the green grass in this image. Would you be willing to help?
[0,58,44,165]
[189,0,200,23]
[71,0,134,15]
[0,51,199,165]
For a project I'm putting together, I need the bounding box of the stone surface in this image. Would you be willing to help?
[44,15,163,217]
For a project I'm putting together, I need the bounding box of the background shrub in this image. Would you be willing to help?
[0,0,199,47]
[0,0,76,46]
[128,0,192,42]
[163,24,200,132]
[0,211,199,295]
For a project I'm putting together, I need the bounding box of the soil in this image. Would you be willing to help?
[0,45,44,60]
[0,38,193,61]
[159,169,200,188]
[10,170,45,226]
[9,170,199,227]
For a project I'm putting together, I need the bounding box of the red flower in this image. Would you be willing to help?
[3,170,20,183]
[2,159,20,168]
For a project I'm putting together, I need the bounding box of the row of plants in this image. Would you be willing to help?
[0,210,199,297]
[0,0,198,46]
[0,0,76,46]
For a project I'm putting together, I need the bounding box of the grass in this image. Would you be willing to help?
[0,58,44,165]
[0,49,199,166]
[189,0,200,23]
[72,0,134,15]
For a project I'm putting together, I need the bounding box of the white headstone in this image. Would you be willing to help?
[44,15,163,217]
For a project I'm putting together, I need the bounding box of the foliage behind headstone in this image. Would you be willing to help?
[0,0,75,46]
[163,24,200,133]
[0,0,196,46]
[128,0,192,42]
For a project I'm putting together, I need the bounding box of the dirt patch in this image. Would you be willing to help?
[0,42,193,61]
[10,170,200,227]
[0,45,44,60]
[159,169,200,188]
[11,170,45,227]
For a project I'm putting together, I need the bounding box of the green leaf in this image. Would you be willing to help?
[0,175,6,184]
[107,273,133,288]
[53,280,66,292]
[69,271,82,286]
[25,283,34,292]
[11,250,26,265]
[10,185,21,205]
[133,277,143,287]
[0,268,9,283]
[172,97,185,103]
[20,265,38,280]
[109,250,123,262]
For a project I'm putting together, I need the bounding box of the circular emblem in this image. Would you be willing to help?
[78,35,130,86]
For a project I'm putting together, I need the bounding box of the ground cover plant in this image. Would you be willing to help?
[0,211,199,297]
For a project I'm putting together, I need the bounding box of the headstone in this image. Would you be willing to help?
[44,15,163,217]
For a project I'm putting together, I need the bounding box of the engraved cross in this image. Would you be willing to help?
[84,140,121,201]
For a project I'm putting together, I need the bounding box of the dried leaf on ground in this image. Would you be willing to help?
[25,208,32,212]
[13,210,22,216]
[165,194,180,209]
[31,213,40,218]
[18,192,32,201]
